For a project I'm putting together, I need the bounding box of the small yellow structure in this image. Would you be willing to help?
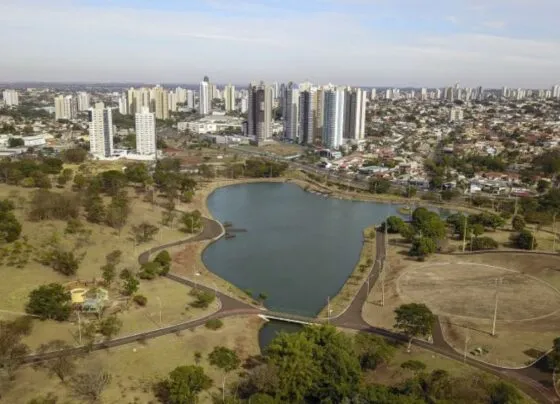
[70,288,87,304]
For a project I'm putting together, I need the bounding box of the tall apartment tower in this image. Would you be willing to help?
[323,87,345,149]
[199,80,211,115]
[118,93,128,115]
[298,88,317,145]
[224,84,236,112]
[186,90,194,109]
[2,90,19,106]
[54,95,77,120]
[247,82,273,145]
[77,92,90,111]
[151,87,169,120]
[89,102,113,158]
[135,107,156,156]
[343,88,367,141]
[283,82,299,141]
[175,87,187,103]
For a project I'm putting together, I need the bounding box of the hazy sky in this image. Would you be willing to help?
[1,0,559,87]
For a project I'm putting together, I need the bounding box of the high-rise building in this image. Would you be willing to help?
[151,87,169,120]
[323,87,345,149]
[247,82,273,145]
[135,107,156,156]
[168,91,177,113]
[199,81,211,115]
[224,84,236,112]
[343,88,367,141]
[449,106,464,122]
[370,88,377,100]
[420,88,428,101]
[552,85,560,99]
[77,92,90,111]
[2,90,19,106]
[502,86,509,98]
[118,93,128,115]
[54,95,77,120]
[314,88,325,143]
[385,89,393,100]
[283,82,299,141]
[186,90,194,109]
[298,88,316,145]
[89,102,113,158]
[240,96,248,114]
[176,87,187,103]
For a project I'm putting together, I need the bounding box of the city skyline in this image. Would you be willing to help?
[1,0,560,87]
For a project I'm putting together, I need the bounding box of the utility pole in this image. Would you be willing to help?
[491,278,501,336]
[554,213,557,253]
[462,214,468,252]
[327,296,330,324]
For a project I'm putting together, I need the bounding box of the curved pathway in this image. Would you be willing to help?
[21,217,560,403]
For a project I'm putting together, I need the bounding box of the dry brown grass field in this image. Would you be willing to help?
[363,243,560,367]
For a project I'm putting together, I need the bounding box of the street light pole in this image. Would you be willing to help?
[491,278,501,336]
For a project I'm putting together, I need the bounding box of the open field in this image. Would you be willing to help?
[2,316,263,404]
[235,142,304,157]
[363,244,560,367]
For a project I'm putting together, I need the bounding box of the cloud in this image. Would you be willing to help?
[0,0,559,87]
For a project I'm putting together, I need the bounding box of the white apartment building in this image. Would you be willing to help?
[247,82,273,144]
[77,92,90,111]
[168,91,177,113]
[449,106,464,122]
[2,90,19,106]
[344,88,366,141]
[118,94,128,115]
[175,87,187,103]
[186,90,194,109]
[135,107,156,157]
[323,87,345,149]
[199,81,211,115]
[224,84,236,112]
[89,102,113,158]
[283,83,299,141]
[54,95,77,120]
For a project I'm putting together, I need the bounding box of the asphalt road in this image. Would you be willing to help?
[20,214,560,403]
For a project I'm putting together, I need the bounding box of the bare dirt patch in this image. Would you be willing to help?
[363,246,560,367]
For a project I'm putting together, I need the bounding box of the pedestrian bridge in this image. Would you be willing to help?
[259,311,328,326]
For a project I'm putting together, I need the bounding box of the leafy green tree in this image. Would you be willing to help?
[411,208,446,240]
[369,178,391,194]
[189,289,215,309]
[489,381,523,404]
[26,283,72,321]
[394,303,435,351]
[162,365,212,404]
[98,315,122,340]
[208,346,241,401]
[121,272,139,296]
[512,215,525,232]
[180,210,203,233]
[8,137,24,147]
[138,261,161,280]
[105,190,130,231]
[511,229,537,250]
[0,318,31,379]
[124,163,150,186]
[0,209,21,243]
[537,179,550,193]
[400,359,426,374]
[153,250,172,275]
[409,237,436,258]
[399,223,415,242]
[383,216,405,234]
[62,148,88,163]
[98,170,128,196]
[472,223,485,237]
[548,337,560,370]
[470,236,499,251]
[354,332,395,370]
[131,222,159,244]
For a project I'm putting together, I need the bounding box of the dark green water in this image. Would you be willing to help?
[203,182,401,316]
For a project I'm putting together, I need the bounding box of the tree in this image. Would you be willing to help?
[208,346,241,401]
[98,170,128,196]
[394,303,435,351]
[105,190,130,231]
[62,148,88,163]
[26,283,71,321]
[354,332,395,370]
[512,215,525,232]
[36,340,76,381]
[130,222,159,244]
[8,137,24,147]
[189,289,215,309]
[121,272,139,296]
[124,163,150,186]
[69,365,112,403]
[161,365,212,404]
[489,381,523,404]
[400,359,426,374]
[411,208,446,240]
[548,337,560,370]
[0,209,21,243]
[511,229,537,250]
[98,315,122,340]
[101,250,122,286]
[472,223,485,237]
[180,210,203,233]
[383,216,405,234]
[369,178,391,194]
[399,223,415,242]
[153,250,172,275]
[537,179,550,194]
[0,318,31,380]
[138,261,161,280]
[470,236,499,251]
[48,249,81,276]
[409,237,436,258]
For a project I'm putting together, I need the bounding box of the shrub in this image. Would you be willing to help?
[138,261,161,280]
[382,216,405,234]
[470,236,499,251]
[512,215,525,232]
[409,237,436,258]
[511,229,537,250]
[205,319,223,330]
[189,289,215,309]
[133,295,147,306]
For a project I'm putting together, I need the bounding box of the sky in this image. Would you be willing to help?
[1,0,560,87]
